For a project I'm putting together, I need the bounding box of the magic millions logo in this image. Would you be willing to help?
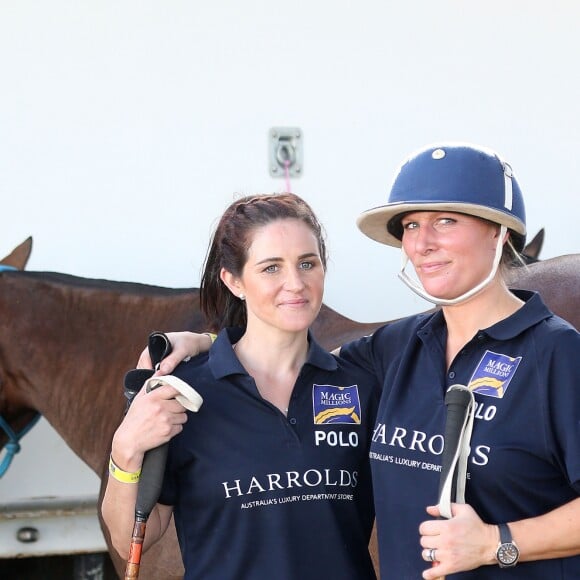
[312,384,361,424]
[468,350,522,398]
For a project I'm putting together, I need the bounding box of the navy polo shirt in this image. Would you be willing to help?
[340,290,580,579]
[158,328,380,580]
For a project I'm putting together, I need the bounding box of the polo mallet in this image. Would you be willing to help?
[123,332,203,580]
[433,384,475,580]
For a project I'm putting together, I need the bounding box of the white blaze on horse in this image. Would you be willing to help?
[0,236,578,579]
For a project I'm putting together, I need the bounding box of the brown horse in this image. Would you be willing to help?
[0,236,578,579]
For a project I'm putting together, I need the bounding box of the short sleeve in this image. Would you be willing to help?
[340,330,385,384]
[545,324,580,492]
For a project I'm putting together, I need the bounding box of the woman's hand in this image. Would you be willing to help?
[137,331,213,375]
[419,503,497,579]
[111,384,188,472]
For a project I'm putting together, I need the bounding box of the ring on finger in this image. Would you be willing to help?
[427,548,437,562]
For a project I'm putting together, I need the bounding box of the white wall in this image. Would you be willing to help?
[2,0,579,326]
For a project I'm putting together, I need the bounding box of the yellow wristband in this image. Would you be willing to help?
[203,332,218,343]
[109,454,141,484]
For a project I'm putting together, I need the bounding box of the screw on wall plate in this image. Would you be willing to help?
[269,127,303,177]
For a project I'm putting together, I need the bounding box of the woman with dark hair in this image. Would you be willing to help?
[101,193,380,579]
[145,144,580,579]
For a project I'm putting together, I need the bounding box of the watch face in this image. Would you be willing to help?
[498,543,519,566]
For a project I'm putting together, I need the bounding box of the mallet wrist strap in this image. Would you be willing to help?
[109,454,141,483]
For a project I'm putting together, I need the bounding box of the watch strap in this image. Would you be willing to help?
[498,522,512,544]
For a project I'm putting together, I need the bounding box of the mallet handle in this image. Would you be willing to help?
[433,385,475,580]
[124,517,147,580]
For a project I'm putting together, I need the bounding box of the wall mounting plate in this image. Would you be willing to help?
[269,127,303,177]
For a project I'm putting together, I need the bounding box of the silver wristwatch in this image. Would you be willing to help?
[496,523,519,568]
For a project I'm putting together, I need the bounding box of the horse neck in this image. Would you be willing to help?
[507,256,580,330]
[0,272,201,474]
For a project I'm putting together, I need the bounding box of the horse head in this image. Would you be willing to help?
[0,237,40,473]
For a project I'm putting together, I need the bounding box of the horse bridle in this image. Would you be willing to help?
[0,413,41,477]
[0,264,42,477]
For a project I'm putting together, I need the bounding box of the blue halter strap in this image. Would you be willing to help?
[0,413,41,477]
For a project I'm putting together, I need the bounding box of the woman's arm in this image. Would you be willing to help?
[100,384,187,558]
[136,332,367,372]
[419,497,580,579]
[101,470,173,559]
[510,496,580,560]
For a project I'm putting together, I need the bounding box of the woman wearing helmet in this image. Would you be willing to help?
[349,142,580,579]
[135,143,580,579]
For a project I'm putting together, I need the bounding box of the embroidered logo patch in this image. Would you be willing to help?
[468,350,522,398]
[312,384,361,424]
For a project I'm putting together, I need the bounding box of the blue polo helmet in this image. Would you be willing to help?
[357,142,527,251]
